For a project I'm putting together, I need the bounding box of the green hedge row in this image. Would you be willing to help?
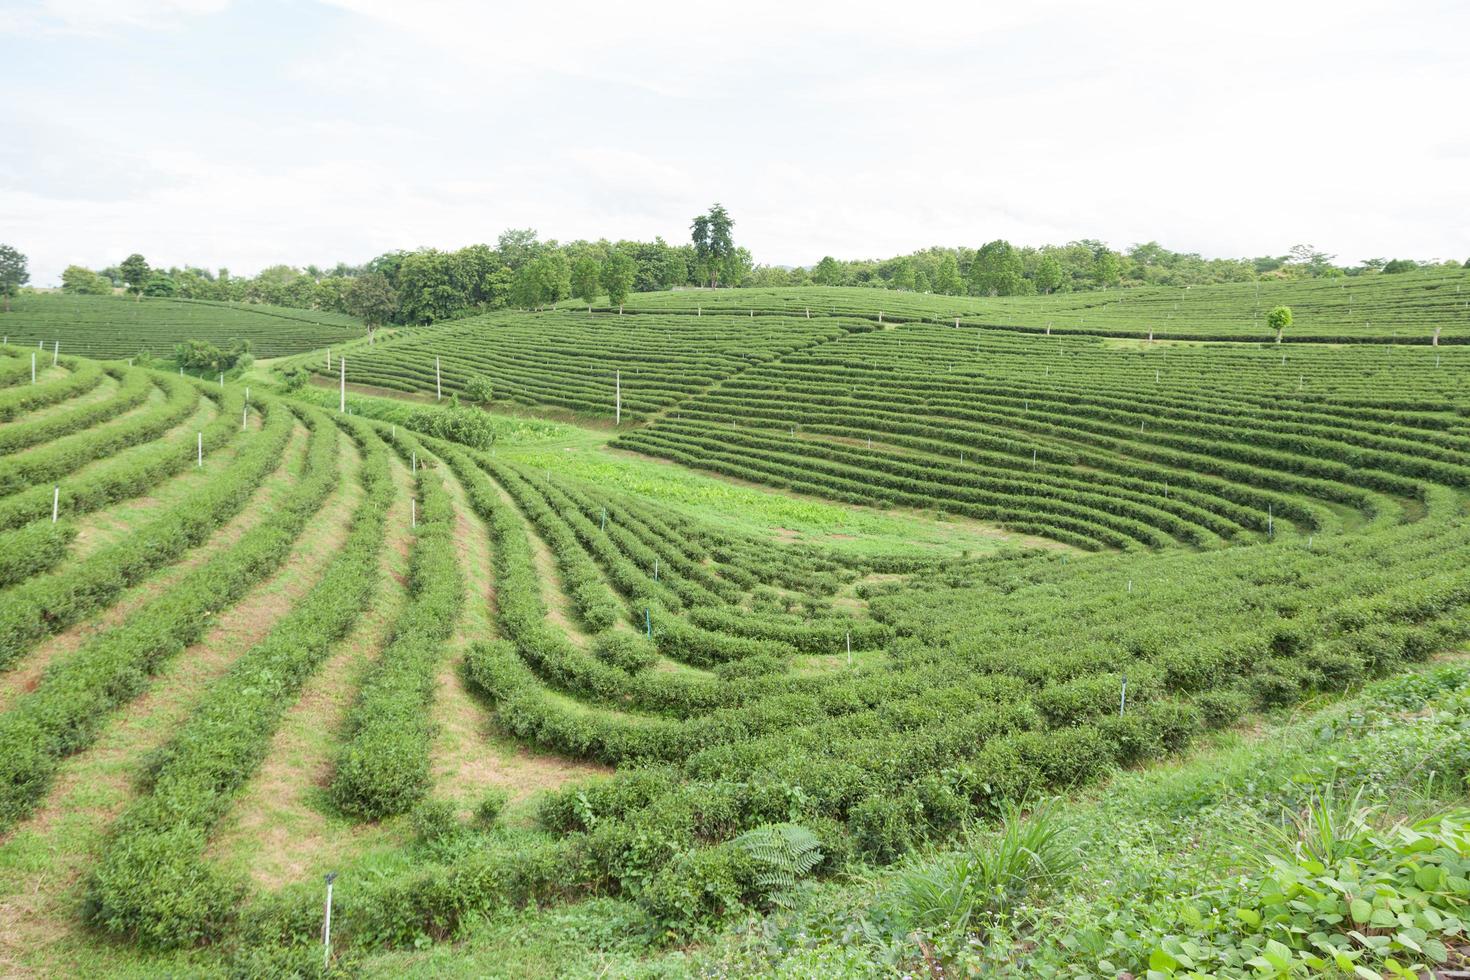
[331,427,465,819]
[0,384,260,666]
[86,411,394,948]
[0,365,146,454]
[0,398,330,830]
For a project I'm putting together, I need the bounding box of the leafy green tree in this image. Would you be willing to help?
[571,257,602,305]
[691,204,735,287]
[0,245,29,312]
[932,254,962,295]
[118,253,150,301]
[1383,259,1418,274]
[397,250,468,323]
[343,271,398,327]
[1266,306,1293,335]
[1034,255,1064,294]
[1092,248,1122,287]
[1358,257,1387,274]
[1288,244,1336,276]
[812,256,842,286]
[690,214,711,286]
[61,265,112,295]
[142,273,177,297]
[496,228,542,270]
[483,265,515,308]
[602,253,636,308]
[890,258,917,291]
[969,240,1024,296]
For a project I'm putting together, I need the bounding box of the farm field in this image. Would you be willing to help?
[622,267,1470,343]
[1,293,368,360]
[2,282,1470,978]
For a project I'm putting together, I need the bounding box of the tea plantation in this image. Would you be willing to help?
[2,281,1469,977]
[1,292,367,360]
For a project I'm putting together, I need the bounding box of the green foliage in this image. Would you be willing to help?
[464,374,494,404]
[969,240,1027,297]
[118,253,150,296]
[411,799,462,845]
[174,337,251,373]
[733,823,824,897]
[405,404,498,449]
[331,429,464,819]
[572,256,601,306]
[60,264,112,295]
[602,253,636,308]
[1265,305,1293,332]
[476,789,511,826]
[342,270,398,326]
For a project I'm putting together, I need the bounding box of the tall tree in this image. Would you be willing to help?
[690,204,735,287]
[343,272,398,328]
[690,214,711,286]
[812,256,842,286]
[969,240,1024,296]
[571,257,602,306]
[602,252,637,307]
[601,253,636,308]
[118,253,150,301]
[1091,248,1122,288]
[1034,254,1064,294]
[932,253,962,295]
[0,245,30,312]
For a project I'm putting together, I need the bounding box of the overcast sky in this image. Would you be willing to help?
[4,0,1468,284]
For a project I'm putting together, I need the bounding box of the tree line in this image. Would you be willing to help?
[755,242,1470,296]
[9,204,1470,325]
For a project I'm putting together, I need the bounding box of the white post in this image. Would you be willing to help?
[1119,675,1128,716]
[243,404,248,430]
[219,372,224,389]
[846,631,852,667]
[53,340,58,366]
[412,450,417,474]
[435,356,442,401]
[323,872,336,970]
[339,357,345,413]
[52,486,59,523]
[654,557,659,581]
[197,432,202,467]
[411,498,417,528]
[31,352,36,383]
[327,349,331,370]
[1126,579,1132,593]
[615,369,621,426]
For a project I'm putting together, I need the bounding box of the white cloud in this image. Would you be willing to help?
[3,0,1469,283]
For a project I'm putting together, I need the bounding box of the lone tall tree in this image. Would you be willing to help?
[0,245,28,313]
[602,253,636,308]
[691,203,735,287]
[571,257,601,306]
[119,253,150,301]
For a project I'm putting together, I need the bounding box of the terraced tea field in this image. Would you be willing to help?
[625,266,1470,343]
[2,293,367,360]
[2,285,1470,977]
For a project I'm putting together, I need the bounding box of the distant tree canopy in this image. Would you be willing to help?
[0,245,31,312]
[49,225,1462,329]
[602,253,636,308]
[118,253,150,300]
[61,265,113,295]
[1266,306,1293,333]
